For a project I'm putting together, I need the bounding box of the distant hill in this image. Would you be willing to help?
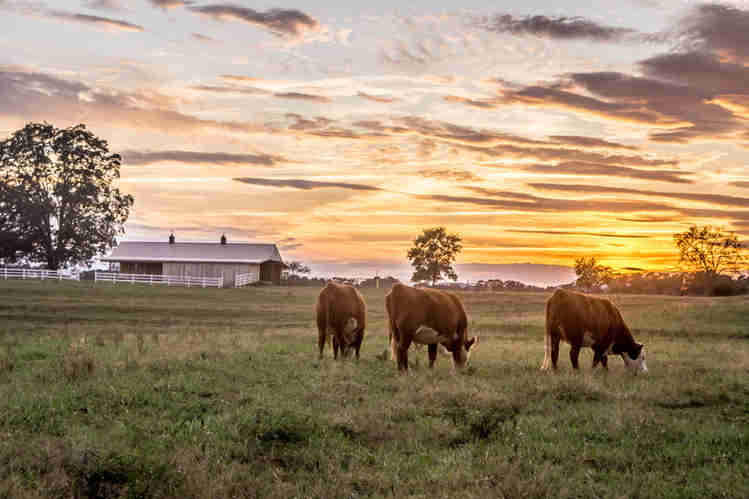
[306,261,575,288]
[455,263,576,287]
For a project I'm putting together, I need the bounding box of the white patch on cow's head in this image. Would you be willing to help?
[339,318,359,358]
[451,336,477,370]
[343,317,358,335]
[622,346,647,374]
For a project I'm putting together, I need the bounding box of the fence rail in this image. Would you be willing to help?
[94,271,223,288]
[0,268,79,281]
[235,271,259,287]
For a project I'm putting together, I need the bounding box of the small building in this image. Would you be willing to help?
[101,234,285,287]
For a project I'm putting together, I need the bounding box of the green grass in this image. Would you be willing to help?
[0,280,747,498]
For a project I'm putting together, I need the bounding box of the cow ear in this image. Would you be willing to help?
[466,337,478,351]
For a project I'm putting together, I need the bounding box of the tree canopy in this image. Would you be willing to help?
[0,122,134,269]
[574,256,614,291]
[287,261,311,276]
[673,225,744,276]
[407,226,462,286]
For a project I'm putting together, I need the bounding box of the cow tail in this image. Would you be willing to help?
[386,293,398,363]
[542,298,552,370]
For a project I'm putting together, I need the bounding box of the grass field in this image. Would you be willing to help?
[0,280,747,498]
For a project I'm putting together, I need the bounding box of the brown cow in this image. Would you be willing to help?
[386,283,477,372]
[541,289,647,373]
[316,282,366,360]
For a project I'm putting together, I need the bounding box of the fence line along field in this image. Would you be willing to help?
[0,280,747,498]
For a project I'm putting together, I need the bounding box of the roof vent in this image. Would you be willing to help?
[220,234,227,245]
[169,233,175,244]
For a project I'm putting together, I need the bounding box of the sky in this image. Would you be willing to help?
[1,0,748,283]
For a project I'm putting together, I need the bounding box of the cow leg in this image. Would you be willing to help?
[354,335,362,361]
[332,336,340,360]
[397,337,412,372]
[550,335,561,370]
[592,349,608,370]
[569,346,581,370]
[428,344,438,368]
[318,328,326,360]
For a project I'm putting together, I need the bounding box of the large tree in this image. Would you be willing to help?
[287,261,311,276]
[674,225,744,276]
[0,123,134,269]
[574,256,614,291]
[407,226,462,286]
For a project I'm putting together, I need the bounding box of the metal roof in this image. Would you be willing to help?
[101,242,284,264]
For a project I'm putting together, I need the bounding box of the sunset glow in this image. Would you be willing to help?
[2,0,748,281]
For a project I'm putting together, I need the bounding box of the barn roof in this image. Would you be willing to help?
[101,242,284,264]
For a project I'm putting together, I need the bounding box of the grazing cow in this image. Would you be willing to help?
[316,282,366,360]
[386,283,477,372]
[541,289,647,374]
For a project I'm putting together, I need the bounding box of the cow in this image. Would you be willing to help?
[315,281,366,360]
[386,283,477,372]
[541,289,647,374]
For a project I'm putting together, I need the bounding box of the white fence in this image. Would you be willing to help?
[94,271,223,288]
[235,270,260,287]
[1,267,79,281]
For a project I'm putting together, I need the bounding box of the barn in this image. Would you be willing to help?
[101,234,286,287]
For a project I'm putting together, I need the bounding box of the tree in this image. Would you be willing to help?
[574,256,614,291]
[0,123,134,269]
[407,226,462,286]
[287,261,311,276]
[674,225,745,275]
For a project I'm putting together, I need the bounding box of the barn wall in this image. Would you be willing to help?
[260,262,283,284]
[163,262,259,287]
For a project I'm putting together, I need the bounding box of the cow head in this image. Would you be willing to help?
[621,343,647,374]
[451,336,478,370]
[339,317,359,358]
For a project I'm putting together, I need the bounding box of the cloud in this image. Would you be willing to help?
[357,91,398,103]
[416,168,481,182]
[188,5,319,39]
[0,67,264,136]
[233,177,381,191]
[640,51,749,95]
[677,3,749,62]
[508,229,651,239]
[520,161,692,184]
[274,92,332,103]
[47,11,144,31]
[472,13,635,41]
[122,150,285,166]
[149,0,189,8]
[548,135,638,151]
[82,0,123,10]
[417,192,674,213]
[529,183,749,208]
[192,33,219,43]
[191,84,269,95]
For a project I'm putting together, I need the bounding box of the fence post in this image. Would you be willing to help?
[150,274,153,285]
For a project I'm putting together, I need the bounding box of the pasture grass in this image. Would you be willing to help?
[0,280,747,498]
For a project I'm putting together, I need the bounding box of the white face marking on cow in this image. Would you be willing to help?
[623,348,647,374]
